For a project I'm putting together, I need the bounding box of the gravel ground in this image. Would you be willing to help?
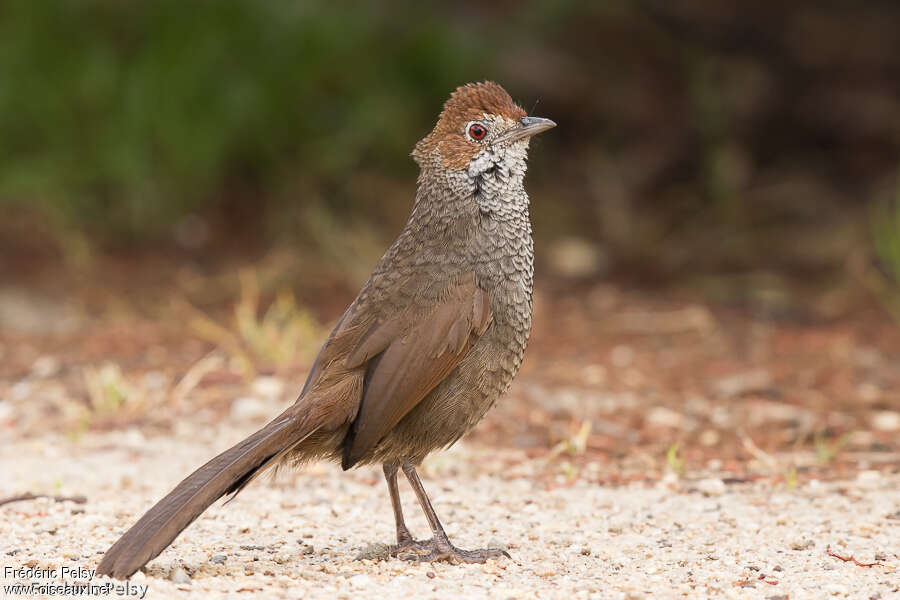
[3,424,899,600]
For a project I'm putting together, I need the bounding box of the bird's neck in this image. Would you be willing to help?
[398,164,533,299]
[408,165,531,244]
[405,169,480,249]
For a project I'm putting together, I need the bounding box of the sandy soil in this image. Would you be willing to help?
[2,417,898,600]
[2,279,899,599]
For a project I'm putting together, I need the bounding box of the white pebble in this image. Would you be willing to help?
[231,397,268,420]
[855,470,881,488]
[825,583,848,595]
[349,574,373,588]
[252,376,284,399]
[31,355,60,378]
[697,478,726,497]
[871,411,900,432]
[170,568,191,584]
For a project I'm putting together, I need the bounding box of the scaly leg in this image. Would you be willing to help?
[383,462,419,550]
[397,460,509,564]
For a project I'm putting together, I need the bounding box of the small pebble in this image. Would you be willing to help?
[31,355,60,378]
[230,397,268,421]
[871,411,900,432]
[349,574,372,588]
[697,478,727,497]
[856,470,882,488]
[252,376,284,398]
[825,583,848,595]
[210,554,227,565]
[169,568,191,584]
[0,401,13,422]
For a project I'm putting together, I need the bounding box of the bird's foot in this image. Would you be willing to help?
[355,538,432,561]
[388,538,431,558]
[392,536,510,564]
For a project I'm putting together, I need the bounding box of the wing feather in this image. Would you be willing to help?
[341,276,492,468]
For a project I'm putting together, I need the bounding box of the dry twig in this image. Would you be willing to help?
[826,545,882,567]
[0,493,87,507]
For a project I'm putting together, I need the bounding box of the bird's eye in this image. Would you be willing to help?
[467,122,487,141]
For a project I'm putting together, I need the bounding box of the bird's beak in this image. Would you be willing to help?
[496,116,557,144]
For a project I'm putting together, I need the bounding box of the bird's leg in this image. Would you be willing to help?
[382,462,419,551]
[397,460,510,564]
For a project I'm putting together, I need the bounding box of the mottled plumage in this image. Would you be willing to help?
[97,81,554,579]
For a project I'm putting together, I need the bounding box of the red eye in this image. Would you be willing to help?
[468,123,487,140]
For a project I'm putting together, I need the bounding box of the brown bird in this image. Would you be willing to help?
[96,81,555,579]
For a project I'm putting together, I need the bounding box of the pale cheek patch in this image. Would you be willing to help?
[469,141,529,180]
[468,152,496,178]
[469,142,530,218]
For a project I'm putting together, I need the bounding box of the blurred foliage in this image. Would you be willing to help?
[0,0,494,236]
[813,430,853,465]
[2,0,900,284]
[189,269,325,376]
[874,185,900,287]
[665,443,686,477]
[83,362,134,415]
[872,184,900,318]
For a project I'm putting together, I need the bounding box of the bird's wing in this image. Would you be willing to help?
[336,273,492,468]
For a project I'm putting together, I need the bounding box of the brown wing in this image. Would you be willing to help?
[339,275,492,468]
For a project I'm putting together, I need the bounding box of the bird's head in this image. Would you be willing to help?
[412,82,555,211]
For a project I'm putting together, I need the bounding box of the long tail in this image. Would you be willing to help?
[97,414,317,579]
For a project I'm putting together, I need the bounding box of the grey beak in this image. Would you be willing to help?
[496,116,557,144]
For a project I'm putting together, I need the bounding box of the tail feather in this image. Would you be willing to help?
[223,424,320,502]
[97,415,310,579]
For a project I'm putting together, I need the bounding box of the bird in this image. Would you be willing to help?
[96,81,555,579]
